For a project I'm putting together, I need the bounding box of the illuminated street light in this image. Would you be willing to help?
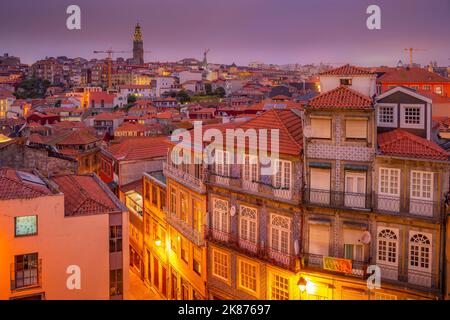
[297,277,307,293]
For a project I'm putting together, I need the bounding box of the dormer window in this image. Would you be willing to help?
[377,103,397,127]
[340,78,352,86]
[400,104,424,129]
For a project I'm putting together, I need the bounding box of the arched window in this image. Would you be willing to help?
[377,229,398,265]
[410,234,431,271]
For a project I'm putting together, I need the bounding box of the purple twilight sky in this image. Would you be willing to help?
[1,0,449,66]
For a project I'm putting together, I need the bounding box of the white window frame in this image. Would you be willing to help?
[410,170,433,201]
[377,103,397,128]
[269,271,290,300]
[215,149,230,177]
[238,258,258,294]
[273,160,291,190]
[400,104,424,129]
[376,228,399,267]
[379,168,400,196]
[243,154,259,182]
[239,205,258,244]
[212,248,230,282]
[409,232,432,272]
[269,213,291,254]
[345,171,366,195]
[212,198,229,233]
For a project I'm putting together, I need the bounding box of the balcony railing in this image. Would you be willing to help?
[301,253,369,279]
[303,189,372,211]
[374,194,443,221]
[267,248,297,270]
[238,237,258,254]
[10,259,42,291]
[377,263,441,292]
[163,162,206,194]
[164,210,204,246]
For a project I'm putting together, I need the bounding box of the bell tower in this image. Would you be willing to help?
[133,23,144,65]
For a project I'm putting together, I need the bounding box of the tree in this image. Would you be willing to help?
[127,94,137,104]
[176,90,191,104]
[14,77,51,99]
[55,99,61,107]
[204,83,213,95]
[214,87,226,98]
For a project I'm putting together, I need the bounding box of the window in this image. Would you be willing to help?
[212,198,229,233]
[423,85,431,91]
[215,150,230,177]
[377,229,398,265]
[170,188,176,215]
[377,104,397,127]
[238,259,258,293]
[345,171,366,195]
[434,86,442,95]
[243,154,258,182]
[308,224,330,256]
[192,199,202,233]
[344,244,364,261]
[379,168,400,196]
[345,119,368,139]
[14,253,38,289]
[145,182,150,201]
[145,213,150,236]
[409,233,431,271]
[239,206,257,244]
[110,269,123,296]
[270,273,289,300]
[375,292,397,300]
[109,226,122,253]
[181,237,189,264]
[160,190,166,211]
[193,247,202,275]
[400,104,424,129]
[311,117,331,139]
[151,185,158,206]
[170,228,178,254]
[411,171,433,200]
[270,214,291,254]
[340,78,352,86]
[310,167,331,191]
[212,249,229,281]
[274,160,291,190]
[180,192,188,223]
[15,215,37,237]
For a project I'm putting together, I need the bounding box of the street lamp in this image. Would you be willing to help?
[155,238,162,247]
[297,277,307,293]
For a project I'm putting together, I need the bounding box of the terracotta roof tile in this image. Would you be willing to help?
[105,136,167,161]
[379,67,450,83]
[319,64,374,76]
[0,168,52,200]
[378,129,449,161]
[307,85,373,110]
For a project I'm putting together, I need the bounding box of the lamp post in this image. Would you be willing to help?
[297,277,307,300]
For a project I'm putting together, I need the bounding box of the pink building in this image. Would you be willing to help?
[0,168,129,300]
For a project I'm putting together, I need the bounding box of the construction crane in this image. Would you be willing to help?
[404,48,427,67]
[93,49,130,89]
[93,49,152,89]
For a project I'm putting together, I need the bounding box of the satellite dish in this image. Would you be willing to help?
[360,231,372,244]
[303,125,313,138]
[230,206,236,217]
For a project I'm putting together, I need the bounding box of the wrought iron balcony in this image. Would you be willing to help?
[10,259,42,291]
[303,188,372,211]
[301,253,369,279]
[164,210,204,246]
[374,194,444,221]
[163,162,206,194]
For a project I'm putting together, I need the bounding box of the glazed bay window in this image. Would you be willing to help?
[345,118,368,140]
[269,214,291,266]
[410,171,433,217]
[212,198,229,241]
[377,104,397,127]
[310,116,331,139]
[378,168,400,212]
[238,258,258,294]
[239,205,258,253]
[212,249,229,282]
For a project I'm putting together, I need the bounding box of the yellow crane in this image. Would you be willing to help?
[404,48,427,67]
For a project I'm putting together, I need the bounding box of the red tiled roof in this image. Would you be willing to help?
[115,122,151,133]
[56,129,100,145]
[319,64,374,76]
[378,67,450,83]
[0,168,52,200]
[105,136,167,161]
[378,129,449,161]
[307,86,373,110]
[51,175,121,216]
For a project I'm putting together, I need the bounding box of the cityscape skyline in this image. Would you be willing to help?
[1,0,450,66]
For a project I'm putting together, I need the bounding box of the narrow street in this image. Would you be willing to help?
[128,271,163,300]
